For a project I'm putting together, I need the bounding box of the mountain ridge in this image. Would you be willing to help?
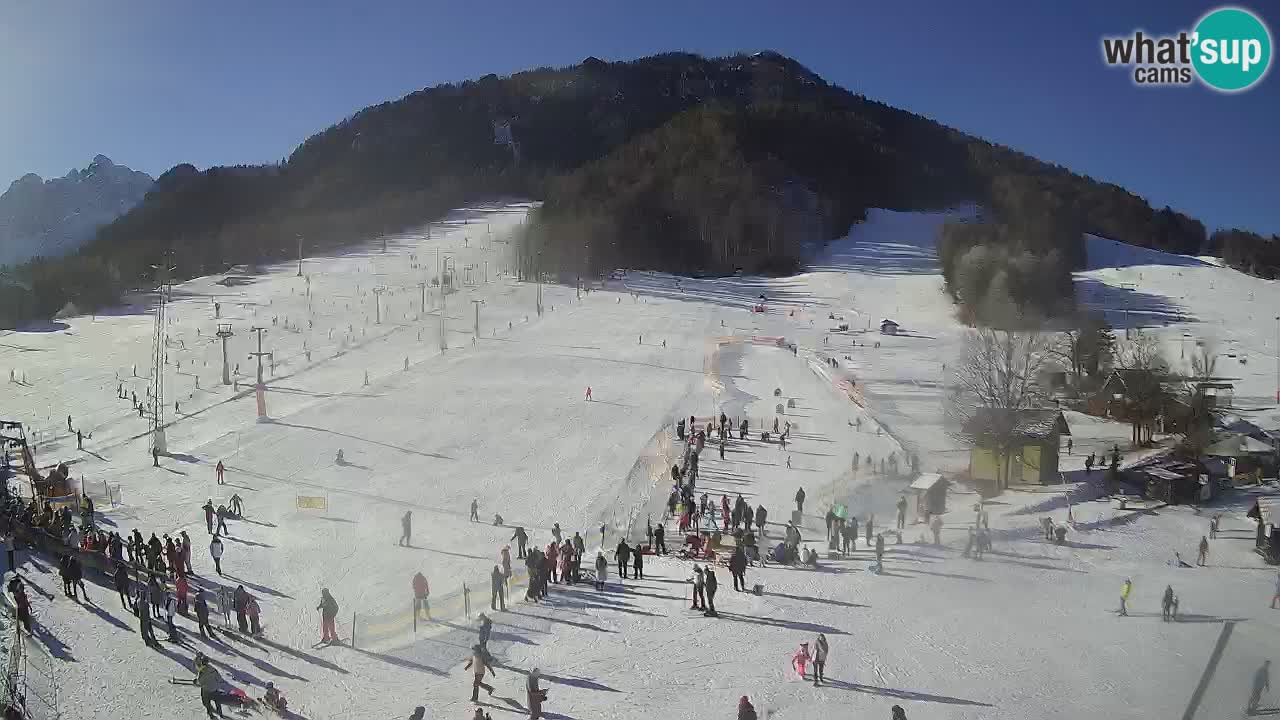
[0,155,153,268]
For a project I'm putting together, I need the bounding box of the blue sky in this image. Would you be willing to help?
[1,0,1276,235]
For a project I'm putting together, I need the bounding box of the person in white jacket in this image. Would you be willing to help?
[209,535,225,576]
[164,591,180,642]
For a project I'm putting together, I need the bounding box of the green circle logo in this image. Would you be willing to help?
[1192,7,1272,92]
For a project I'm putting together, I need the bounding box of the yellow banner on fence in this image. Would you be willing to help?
[295,495,328,510]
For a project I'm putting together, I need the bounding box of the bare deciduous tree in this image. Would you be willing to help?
[949,328,1052,490]
[1115,330,1170,447]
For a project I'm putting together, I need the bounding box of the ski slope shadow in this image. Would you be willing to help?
[28,621,76,661]
[759,590,868,609]
[269,420,455,461]
[350,646,448,677]
[188,630,310,682]
[508,608,613,634]
[715,611,849,636]
[822,678,993,707]
[253,635,350,675]
[495,662,621,693]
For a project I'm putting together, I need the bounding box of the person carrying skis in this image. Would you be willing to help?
[317,588,339,643]
[795,487,806,515]
[792,641,812,680]
[400,511,413,547]
[209,535,225,576]
[470,499,480,522]
[491,565,506,611]
[511,527,529,558]
[813,633,829,685]
[594,551,608,591]
[615,539,631,580]
[413,572,431,619]
[465,643,497,701]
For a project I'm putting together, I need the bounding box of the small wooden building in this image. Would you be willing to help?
[965,409,1070,491]
[909,473,948,516]
[880,319,900,335]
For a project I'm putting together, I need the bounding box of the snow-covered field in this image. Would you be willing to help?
[2,202,1279,720]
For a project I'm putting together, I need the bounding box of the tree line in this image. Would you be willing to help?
[2,51,1272,328]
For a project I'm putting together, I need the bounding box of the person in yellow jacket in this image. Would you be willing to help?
[1120,578,1133,616]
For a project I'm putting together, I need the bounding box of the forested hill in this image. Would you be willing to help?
[1,51,1273,327]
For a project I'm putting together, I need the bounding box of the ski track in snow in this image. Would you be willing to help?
[1,204,1279,719]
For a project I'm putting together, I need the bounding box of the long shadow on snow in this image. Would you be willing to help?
[269,420,454,462]
[351,646,448,676]
[508,608,613,634]
[1075,278,1196,329]
[253,635,350,675]
[217,574,295,600]
[716,611,849,636]
[822,678,993,707]
[494,661,621,693]
[188,630,311,682]
[760,591,868,609]
[29,621,76,661]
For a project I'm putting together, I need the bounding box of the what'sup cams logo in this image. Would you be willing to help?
[1102,6,1272,92]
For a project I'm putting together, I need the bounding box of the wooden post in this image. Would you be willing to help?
[351,612,357,649]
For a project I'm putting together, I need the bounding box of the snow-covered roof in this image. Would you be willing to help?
[962,409,1070,441]
[909,473,944,491]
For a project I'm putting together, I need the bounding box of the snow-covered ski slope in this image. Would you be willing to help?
[2,202,1279,720]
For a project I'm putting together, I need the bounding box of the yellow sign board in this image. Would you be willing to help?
[296,495,327,510]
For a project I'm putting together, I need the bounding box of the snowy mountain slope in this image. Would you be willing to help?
[2,202,1279,720]
[0,155,154,267]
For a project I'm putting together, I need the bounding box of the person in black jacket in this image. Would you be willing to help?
[615,540,631,580]
[632,546,644,579]
[114,560,131,609]
[729,546,748,592]
[654,523,666,555]
[703,567,719,616]
[511,527,528,559]
[491,565,506,611]
[194,592,218,639]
